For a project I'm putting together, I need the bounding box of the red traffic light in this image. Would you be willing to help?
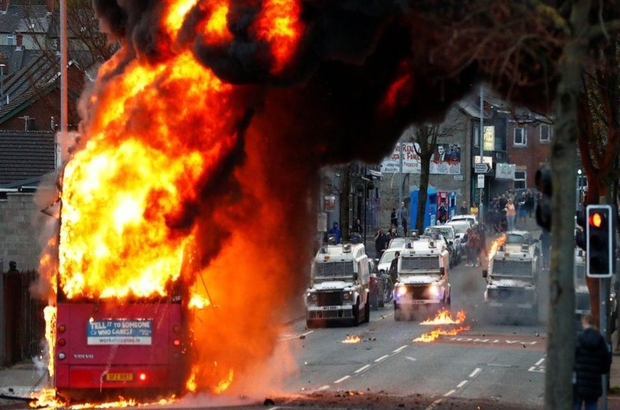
[588,212,604,228]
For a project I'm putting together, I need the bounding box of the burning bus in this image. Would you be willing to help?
[51,248,193,402]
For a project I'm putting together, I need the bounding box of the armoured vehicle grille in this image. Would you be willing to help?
[317,292,343,306]
[315,261,354,277]
[404,285,429,299]
[401,257,439,271]
[493,260,531,276]
[493,288,535,303]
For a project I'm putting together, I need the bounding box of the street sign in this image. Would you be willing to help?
[477,174,485,188]
[474,163,490,174]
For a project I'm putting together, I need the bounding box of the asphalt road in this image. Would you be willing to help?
[265,257,549,409]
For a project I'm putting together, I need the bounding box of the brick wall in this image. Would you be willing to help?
[507,122,552,189]
[0,192,43,271]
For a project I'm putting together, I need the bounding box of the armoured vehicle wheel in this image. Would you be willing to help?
[364,298,370,323]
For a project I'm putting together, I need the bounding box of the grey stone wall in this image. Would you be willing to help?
[0,193,42,271]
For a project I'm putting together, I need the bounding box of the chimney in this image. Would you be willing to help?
[1,0,9,13]
[16,32,22,48]
[46,0,53,13]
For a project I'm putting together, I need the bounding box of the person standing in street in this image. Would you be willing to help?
[505,198,516,231]
[374,228,389,259]
[399,202,408,236]
[573,313,612,410]
[390,208,398,230]
[459,200,468,215]
[328,222,342,244]
[539,229,551,270]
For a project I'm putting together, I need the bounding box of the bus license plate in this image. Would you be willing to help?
[105,373,134,382]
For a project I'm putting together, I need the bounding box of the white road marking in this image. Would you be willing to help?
[317,385,330,391]
[457,380,468,388]
[393,345,408,353]
[334,375,350,384]
[443,389,456,397]
[425,399,443,410]
[469,368,481,378]
[355,364,370,373]
[405,356,416,361]
[535,358,545,366]
[374,355,389,363]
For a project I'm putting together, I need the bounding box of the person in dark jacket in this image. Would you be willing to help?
[573,313,612,410]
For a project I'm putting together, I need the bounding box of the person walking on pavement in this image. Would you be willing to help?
[573,313,612,410]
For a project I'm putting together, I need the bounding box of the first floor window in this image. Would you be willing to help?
[514,127,527,146]
[514,170,526,190]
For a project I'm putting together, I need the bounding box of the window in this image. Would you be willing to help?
[514,170,526,190]
[514,127,527,146]
[6,34,15,46]
[540,124,552,142]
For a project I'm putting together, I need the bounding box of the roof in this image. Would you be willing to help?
[0,4,51,35]
[0,131,56,187]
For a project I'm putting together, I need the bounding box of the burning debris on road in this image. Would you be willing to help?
[414,309,471,343]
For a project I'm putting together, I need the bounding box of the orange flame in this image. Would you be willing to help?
[252,0,303,72]
[413,309,470,343]
[413,326,471,343]
[420,308,466,325]
[488,235,507,262]
[342,335,362,344]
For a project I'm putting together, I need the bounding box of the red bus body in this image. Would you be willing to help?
[54,299,188,401]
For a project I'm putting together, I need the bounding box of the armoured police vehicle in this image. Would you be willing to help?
[306,243,370,328]
[393,235,451,321]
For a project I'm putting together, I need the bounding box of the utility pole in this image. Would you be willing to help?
[478,85,484,217]
[59,0,68,169]
[398,141,403,236]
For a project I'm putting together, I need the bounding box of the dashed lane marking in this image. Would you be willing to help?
[334,375,350,384]
[374,354,389,363]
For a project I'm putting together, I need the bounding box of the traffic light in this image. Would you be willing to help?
[535,166,552,231]
[575,208,586,250]
[586,204,613,278]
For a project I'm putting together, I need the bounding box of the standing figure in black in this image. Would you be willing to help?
[539,230,551,270]
[573,313,612,410]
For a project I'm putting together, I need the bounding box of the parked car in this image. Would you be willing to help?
[387,237,407,250]
[423,225,461,267]
[448,214,478,227]
[445,220,470,252]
